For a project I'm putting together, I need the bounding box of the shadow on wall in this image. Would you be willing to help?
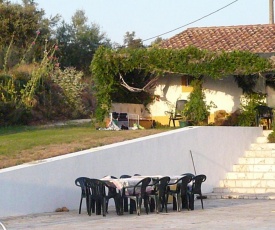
[204,76,242,113]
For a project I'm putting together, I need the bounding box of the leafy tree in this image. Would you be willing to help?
[0,0,58,70]
[55,10,111,74]
[123,31,144,49]
[150,37,164,47]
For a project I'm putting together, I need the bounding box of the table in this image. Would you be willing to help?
[101,176,155,195]
[101,175,191,214]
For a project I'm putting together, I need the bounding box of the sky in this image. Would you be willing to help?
[12,0,272,45]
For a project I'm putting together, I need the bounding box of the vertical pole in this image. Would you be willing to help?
[190,150,197,175]
[270,0,274,24]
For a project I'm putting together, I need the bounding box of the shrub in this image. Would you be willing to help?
[268,131,275,143]
[51,67,88,118]
[237,93,266,126]
[183,79,216,125]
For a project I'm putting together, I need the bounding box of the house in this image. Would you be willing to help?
[148,24,275,126]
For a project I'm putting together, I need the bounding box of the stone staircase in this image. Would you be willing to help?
[206,130,275,200]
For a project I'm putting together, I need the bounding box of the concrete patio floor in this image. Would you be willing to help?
[1,198,275,230]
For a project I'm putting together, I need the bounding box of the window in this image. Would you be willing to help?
[181,75,193,92]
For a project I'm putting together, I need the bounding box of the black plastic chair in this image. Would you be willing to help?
[254,105,273,129]
[105,176,118,213]
[188,174,207,210]
[122,177,152,215]
[75,177,90,214]
[166,99,187,127]
[148,176,170,213]
[167,175,193,212]
[85,178,120,217]
[120,175,132,212]
[181,173,195,209]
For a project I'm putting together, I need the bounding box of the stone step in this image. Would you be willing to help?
[204,192,275,200]
[208,131,275,200]
[250,143,275,150]
[213,187,275,193]
[256,136,268,143]
[226,172,275,180]
[219,179,275,188]
[232,164,275,172]
[238,157,275,164]
[245,150,275,157]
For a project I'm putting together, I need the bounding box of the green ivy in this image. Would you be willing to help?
[237,93,267,126]
[91,46,273,121]
[183,79,216,125]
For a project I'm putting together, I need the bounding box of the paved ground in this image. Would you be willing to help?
[1,199,275,230]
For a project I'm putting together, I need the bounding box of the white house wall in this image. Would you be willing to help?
[203,76,243,114]
[0,126,261,218]
[267,86,275,108]
[149,75,243,124]
[149,75,189,117]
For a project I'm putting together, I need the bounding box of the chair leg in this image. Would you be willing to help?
[189,194,194,210]
[144,197,149,214]
[96,200,101,215]
[114,195,121,215]
[106,199,109,213]
[87,196,91,216]
[158,196,163,212]
[136,197,141,216]
[90,198,95,213]
[155,195,159,214]
[165,193,169,213]
[123,197,128,212]
[185,193,190,211]
[177,194,181,212]
[149,197,155,212]
[129,199,135,214]
[117,195,124,215]
[79,197,83,214]
[200,193,204,209]
[181,193,189,211]
[85,196,90,214]
[102,198,106,217]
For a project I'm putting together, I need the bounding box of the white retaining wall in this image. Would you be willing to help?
[0,126,262,218]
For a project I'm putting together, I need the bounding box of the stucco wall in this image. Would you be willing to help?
[0,126,262,218]
[149,75,243,125]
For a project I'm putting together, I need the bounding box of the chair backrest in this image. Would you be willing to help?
[176,175,193,194]
[120,175,131,179]
[181,173,195,178]
[156,176,170,196]
[133,177,151,196]
[112,112,119,119]
[254,105,273,118]
[191,174,207,194]
[119,113,128,121]
[75,177,90,197]
[85,178,107,199]
[174,100,187,118]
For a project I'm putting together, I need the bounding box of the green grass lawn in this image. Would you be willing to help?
[0,123,171,169]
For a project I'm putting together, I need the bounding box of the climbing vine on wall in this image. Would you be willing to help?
[91,46,273,121]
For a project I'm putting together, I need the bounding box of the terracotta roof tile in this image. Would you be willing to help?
[160,24,275,53]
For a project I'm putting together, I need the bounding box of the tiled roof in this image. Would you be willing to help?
[160,24,275,53]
